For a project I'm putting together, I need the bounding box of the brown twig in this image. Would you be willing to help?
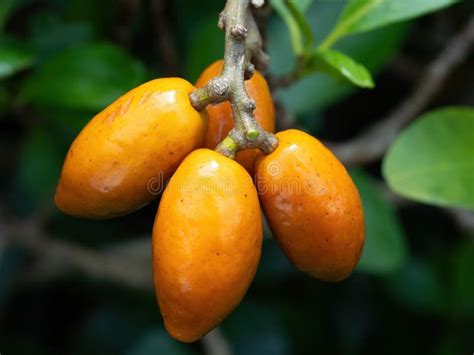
[189,0,277,159]
[3,216,152,290]
[327,17,474,166]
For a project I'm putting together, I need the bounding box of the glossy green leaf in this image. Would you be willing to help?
[383,107,474,210]
[347,0,460,34]
[270,0,313,55]
[319,0,381,49]
[320,0,459,49]
[351,170,408,274]
[309,49,374,88]
[21,42,145,111]
[126,329,195,355]
[16,127,63,206]
[269,1,408,117]
[0,36,34,79]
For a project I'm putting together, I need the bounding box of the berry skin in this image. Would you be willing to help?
[195,60,275,173]
[255,129,365,282]
[55,78,207,219]
[152,149,262,342]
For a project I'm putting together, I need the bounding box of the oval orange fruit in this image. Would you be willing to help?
[55,78,207,219]
[152,149,262,342]
[255,129,365,282]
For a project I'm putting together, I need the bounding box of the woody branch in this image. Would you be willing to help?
[189,0,277,159]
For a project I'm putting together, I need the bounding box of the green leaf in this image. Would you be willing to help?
[320,0,459,49]
[383,107,474,210]
[16,127,63,206]
[270,0,313,55]
[269,1,408,117]
[309,49,374,88]
[347,0,460,34]
[319,0,382,50]
[126,329,195,355]
[0,36,34,79]
[21,42,145,111]
[351,170,408,274]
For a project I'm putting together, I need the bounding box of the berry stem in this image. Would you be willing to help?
[189,0,278,159]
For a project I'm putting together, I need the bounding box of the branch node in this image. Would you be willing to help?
[231,25,248,41]
[190,0,277,157]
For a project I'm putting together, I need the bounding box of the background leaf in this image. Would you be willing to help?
[383,107,474,210]
[21,42,146,111]
[320,0,459,48]
[351,170,408,274]
[347,0,460,34]
[309,49,374,88]
[269,1,408,117]
[0,36,34,79]
[28,13,94,63]
[16,127,63,207]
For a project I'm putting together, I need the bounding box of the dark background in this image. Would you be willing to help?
[1,1,473,354]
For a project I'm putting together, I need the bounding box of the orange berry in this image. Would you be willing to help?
[195,60,275,173]
[152,149,262,342]
[55,78,207,219]
[255,129,365,282]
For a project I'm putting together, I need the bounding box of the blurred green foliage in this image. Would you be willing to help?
[0,0,473,354]
[351,170,408,274]
[21,43,146,111]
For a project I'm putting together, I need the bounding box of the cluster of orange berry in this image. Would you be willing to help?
[55,60,365,342]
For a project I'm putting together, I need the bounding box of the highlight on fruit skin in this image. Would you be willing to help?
[195,59,275,173]
[152,149,262,342]
[55,77,208,219]
[255,129,365,282]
